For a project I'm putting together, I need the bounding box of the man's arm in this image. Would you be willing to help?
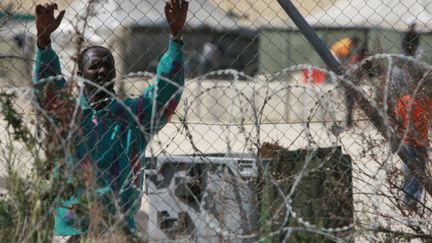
[124,0,188,134]
[139,38,184,132]
[32,3,66,111]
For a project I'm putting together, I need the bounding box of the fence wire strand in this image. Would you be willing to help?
[1,0,432,242]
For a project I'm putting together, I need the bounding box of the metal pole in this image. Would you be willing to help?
[276,0,343,75]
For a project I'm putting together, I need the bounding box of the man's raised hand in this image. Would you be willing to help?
[165,0,189,38]
[36,3,65,48]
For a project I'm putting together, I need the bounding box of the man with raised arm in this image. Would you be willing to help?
[33,0,188,238]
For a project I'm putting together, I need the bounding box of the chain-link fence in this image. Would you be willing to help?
[1,0,432,242]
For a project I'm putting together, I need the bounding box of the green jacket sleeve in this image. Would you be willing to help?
[32,44,66,112]
[123,39,184,134]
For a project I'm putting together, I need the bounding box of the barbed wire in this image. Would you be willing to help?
[2,61,431,241]
[1,0,432,242]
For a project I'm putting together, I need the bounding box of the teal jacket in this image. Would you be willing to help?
[33,40,184,235]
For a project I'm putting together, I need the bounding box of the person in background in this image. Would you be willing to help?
[330,35,360,64]
[390,21,423,106]
[344,40,373,127]
[394,90,432,210]
[402,20,422,59]
[198,41,223,74]
[330,36,360,127]
[33,0,188,240]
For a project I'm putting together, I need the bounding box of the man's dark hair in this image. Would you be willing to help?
[77,46,114,72]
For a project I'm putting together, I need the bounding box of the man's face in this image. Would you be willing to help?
[79,48,116,104]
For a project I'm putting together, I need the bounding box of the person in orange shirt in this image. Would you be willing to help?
[395,93,432,209]
[330,36,360,64]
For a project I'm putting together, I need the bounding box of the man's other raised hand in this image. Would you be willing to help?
[165,0,189,39]
[35,3,65,48]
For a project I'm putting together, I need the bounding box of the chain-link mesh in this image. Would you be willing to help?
[1,0,432,242]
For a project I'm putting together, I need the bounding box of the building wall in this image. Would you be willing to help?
[123,27,259,78]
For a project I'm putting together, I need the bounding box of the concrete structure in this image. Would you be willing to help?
[143,155,258,242]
